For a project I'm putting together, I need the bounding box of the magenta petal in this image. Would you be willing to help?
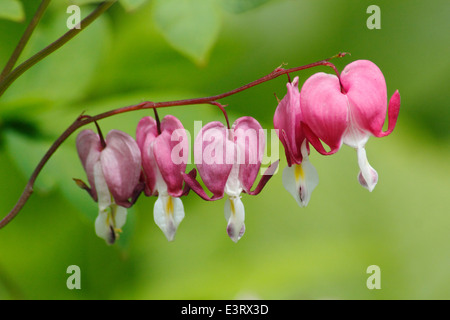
[101,130,142,206]
[182,171,223,201]
[154,115,188,197]
[181,168,197,196]
[341,60,388,136]
[246,160,279,196]
[232,116,265,193]
[142,137,158,196]
[302,122,339,155]
[280,129,299,165]
[194,121,234,198]
[273,77,304,164]
[300,72,348,153]
[136,116,158,151]
[277,130,292,166]
[76,129,102,201]
[373,90,401,138]
[136,117,159,196]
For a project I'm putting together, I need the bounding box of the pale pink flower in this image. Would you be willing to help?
[183,117,278,242]
[136,115,190,241]
[76,129,142,244]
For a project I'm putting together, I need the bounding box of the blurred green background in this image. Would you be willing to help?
[0,0,449,300]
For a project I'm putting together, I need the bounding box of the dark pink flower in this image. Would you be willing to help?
[273,76,319,207]
[301,60,400,191]
[76,129,142,244]
[136,115,189,241]
[183,116,278,242]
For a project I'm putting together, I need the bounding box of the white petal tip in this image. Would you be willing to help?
[227,223,245,243]
[282,163,319,209]
[162,221,177,242]
[95,205,127,245]
[154,195,185,242]
[358,169,378,192]
[224,197,246,243]
[356,147,378,192]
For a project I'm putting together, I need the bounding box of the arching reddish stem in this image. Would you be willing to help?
[0,52,349,230]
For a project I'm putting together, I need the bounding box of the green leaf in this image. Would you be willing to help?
[0,0,25,22]
[220,0,272,14]
[119,0,149,12]
[152,0,222,66]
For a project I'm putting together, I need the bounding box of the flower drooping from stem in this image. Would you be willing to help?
[136,114,190,241]
[76,129,142,244]
[183,116,278,242]
[274,76,319,207]
[300,60,400,191]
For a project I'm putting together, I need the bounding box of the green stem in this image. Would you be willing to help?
[0,0,51,82]
[0,0,117,98]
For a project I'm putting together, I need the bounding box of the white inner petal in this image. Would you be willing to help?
[114,205,128,231]
[342,98,370,149]
[92,160,128,244]
[94,203,128,245]
[93,160,111,211]
[356,147,378,192]
[154,194,185,241]
[282,159,319,208]
[224,196,245,243]
[224,162,243,197]
[95,208,112,244]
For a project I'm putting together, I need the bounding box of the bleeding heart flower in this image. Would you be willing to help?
[273,76,319,207]
[183,117,278,243]
[76,129,142,244]
[300,60,400,191]
[136,114,190,241]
